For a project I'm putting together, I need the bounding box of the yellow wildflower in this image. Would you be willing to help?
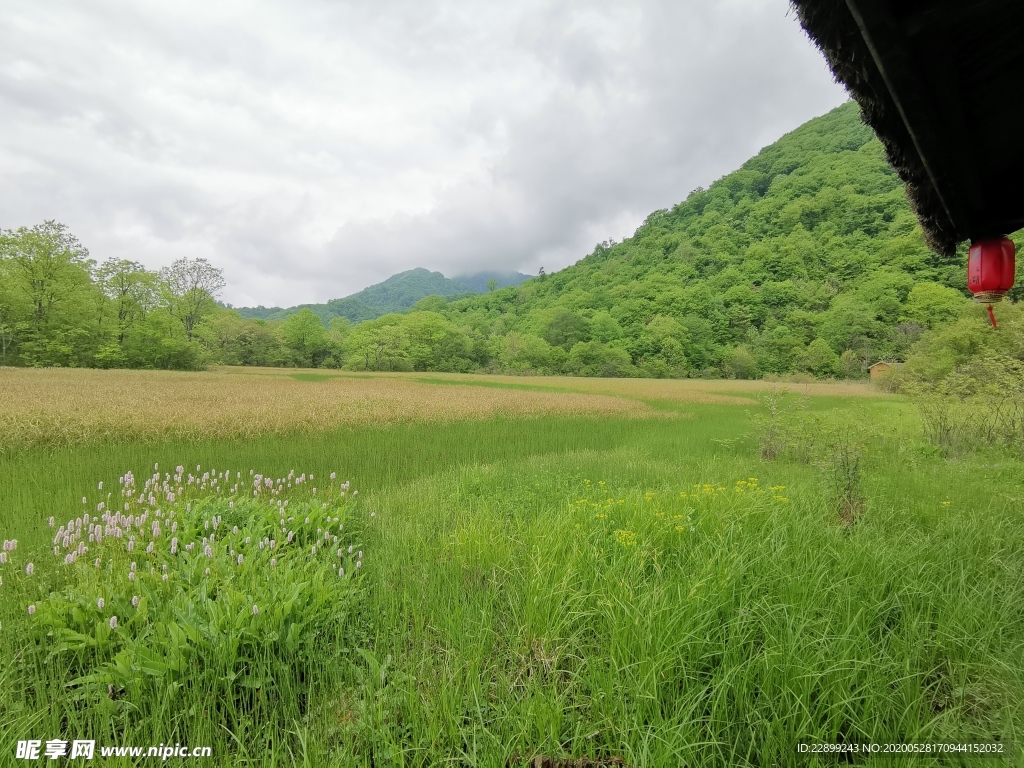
[613,530,637,547]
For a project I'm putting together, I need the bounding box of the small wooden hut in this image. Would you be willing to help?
[868,361,901,381]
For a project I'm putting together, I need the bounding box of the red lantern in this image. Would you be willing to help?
[968,237,1015,303]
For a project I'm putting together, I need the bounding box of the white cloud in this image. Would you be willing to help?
[0,0,847,306]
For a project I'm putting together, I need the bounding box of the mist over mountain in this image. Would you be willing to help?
[231,268,532,324]
[451,272,532,293]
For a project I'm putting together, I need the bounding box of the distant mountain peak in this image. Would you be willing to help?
[232,268,532,323]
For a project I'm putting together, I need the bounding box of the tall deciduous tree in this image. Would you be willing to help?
[96,259,159,344]
[160,258,225,340]
[0,220,92,330]
[0,221,97,366]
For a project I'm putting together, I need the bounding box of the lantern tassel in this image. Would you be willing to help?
[987,305,998,329]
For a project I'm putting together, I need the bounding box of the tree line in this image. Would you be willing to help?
[0,215,982,378]
[0,221,227,370]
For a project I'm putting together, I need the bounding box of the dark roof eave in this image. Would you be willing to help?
[789,0,961,256]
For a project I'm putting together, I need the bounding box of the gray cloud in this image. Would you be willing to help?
[0,0,846,306]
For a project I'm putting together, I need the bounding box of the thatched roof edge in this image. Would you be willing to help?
[789,0,959,256]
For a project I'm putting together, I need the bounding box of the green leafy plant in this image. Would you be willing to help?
[22,466,367,726]
[815,427,869,526]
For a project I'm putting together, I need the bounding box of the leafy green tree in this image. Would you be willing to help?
[0,221,97,366]
[95,258,159,346]
[723,345,759,379]
[0,221,92,330]
[900,282,967,329]
[798,337,840,377]
[345,316,410,371]
[839,349,865,378]
[589,311,622,343]
[566,341,634,378]
[903,303,1022,382]
[495,332,561,374]
[751,325,806,374]
[235,320,289,367]
[197,310,290,368]
[160,257,225,341]
[819,296,881,355]
[403,312,471,372]
[281,308,331,367]
[542,308,589,349]
[0,256,24,363]
[630,315,688,376]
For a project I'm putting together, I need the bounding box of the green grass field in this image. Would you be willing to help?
[0,370,1021,766]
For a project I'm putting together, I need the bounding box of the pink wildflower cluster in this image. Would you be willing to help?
[15,464,365,620]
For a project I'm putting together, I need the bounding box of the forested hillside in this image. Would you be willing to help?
[2,102,1019,374]
[342,102,1019,378]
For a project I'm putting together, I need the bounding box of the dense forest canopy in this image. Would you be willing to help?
[1,102,1019,376]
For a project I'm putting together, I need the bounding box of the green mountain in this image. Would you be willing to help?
[237,101,1002,376]
[10,101,1014,374]
[234,268,531,325]
[400,100,1002,378]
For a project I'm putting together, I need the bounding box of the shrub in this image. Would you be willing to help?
[814,427,868,526]
[566,341,636,378]
[905,352,1024,456]
[751,392,871,524]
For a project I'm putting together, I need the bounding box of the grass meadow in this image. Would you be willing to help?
[0,368,1022,767]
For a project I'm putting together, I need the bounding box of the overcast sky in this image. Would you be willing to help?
[0,0,847,307]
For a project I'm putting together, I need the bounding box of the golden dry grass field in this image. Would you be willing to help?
[0,367,885,453]
[0,367,650,452]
